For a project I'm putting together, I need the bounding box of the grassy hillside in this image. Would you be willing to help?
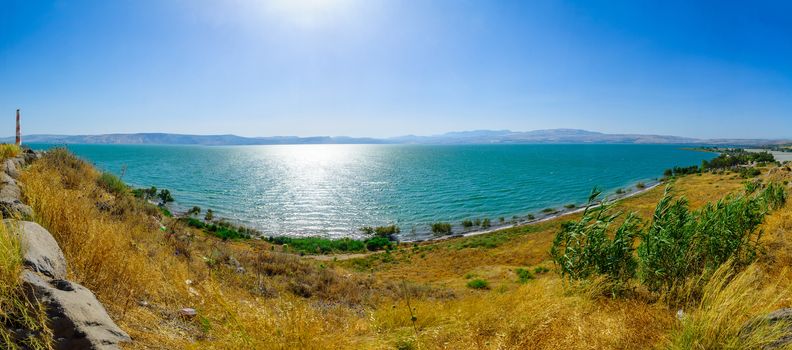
[13,149,792,349]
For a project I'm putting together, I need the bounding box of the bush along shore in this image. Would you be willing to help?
[110,146,750,255]
[124,176,664,253]
[101,172,405,255]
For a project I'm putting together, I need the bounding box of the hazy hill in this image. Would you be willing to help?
[3,129,788,146]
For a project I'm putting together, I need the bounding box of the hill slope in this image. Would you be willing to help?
[7,148,792,349]
[4,129,789,145]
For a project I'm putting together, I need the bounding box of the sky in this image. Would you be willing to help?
[0,0,791,139]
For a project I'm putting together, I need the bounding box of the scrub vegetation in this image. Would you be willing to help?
[10,147,792,349]
[0,144,21,160]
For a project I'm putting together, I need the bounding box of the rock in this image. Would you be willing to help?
[0,172,16,186]
[0,182,30,219]
[1,182,22,200]
[4,159,19,179]
[0,198,33,220]
[740,308,792,349]
[11,156,25,169]
[23,149,38,164]
[762,308,792,349]
[5,220,67,279]
[227,256,245,273]
[21,271,131,350]
[179,308,197,318]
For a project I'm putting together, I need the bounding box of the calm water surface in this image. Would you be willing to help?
[29,144,714,239]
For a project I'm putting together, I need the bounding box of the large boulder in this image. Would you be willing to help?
[21,271,131,350]
[6,220,67,279]
[4,158,19,179]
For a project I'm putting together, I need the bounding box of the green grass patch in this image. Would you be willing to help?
[466,279,489,290]
[183,217,251,240]
[267,236,366,254]
[515,268,534,283]
[97,172,128,196]
[452,235,508,250]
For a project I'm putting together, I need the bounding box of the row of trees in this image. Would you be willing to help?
[663,149,776,178]
[701,149,775,170]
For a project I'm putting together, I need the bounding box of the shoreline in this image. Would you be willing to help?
[410,180,662,243]
[169,176,665,245]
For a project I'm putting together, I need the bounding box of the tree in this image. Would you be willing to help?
[204,209,214,222]
[157,189,174,204]
[146,186,157,200]
[187,206,201,216]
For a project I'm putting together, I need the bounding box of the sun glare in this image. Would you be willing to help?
[263,0,356,29]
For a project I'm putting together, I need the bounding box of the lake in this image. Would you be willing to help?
[28,143,715,240]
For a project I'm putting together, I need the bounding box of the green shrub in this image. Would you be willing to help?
[550,189,642,294]
[365,236,393,251]
[461,219,474,228]
[187,206,201,216]
[481,218,491,228]
[158,206,173,218]
[515,268,534,283]
[266,236,366,254]
[98,172,128,196]
[431,222,452,235]
[360,225,400,238]
[636,182,646,189]
[533,266,550,274]
[739,167,761,178]
[637,184,785,300]
[551,184,787,300]
[466,279,489,290]
[132,186,158,200]
[759,182,787,210]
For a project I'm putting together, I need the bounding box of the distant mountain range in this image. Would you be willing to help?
[2,129,788,146]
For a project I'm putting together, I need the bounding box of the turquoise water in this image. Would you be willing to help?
[29,144,714,240]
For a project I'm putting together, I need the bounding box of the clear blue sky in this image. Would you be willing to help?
[1,0,791,138]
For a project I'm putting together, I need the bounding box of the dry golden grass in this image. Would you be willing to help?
[22,149,381,349]
[17,150,792,349]
[0,144,21,160]
[0,215,51,350]
[665,264,792,350]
